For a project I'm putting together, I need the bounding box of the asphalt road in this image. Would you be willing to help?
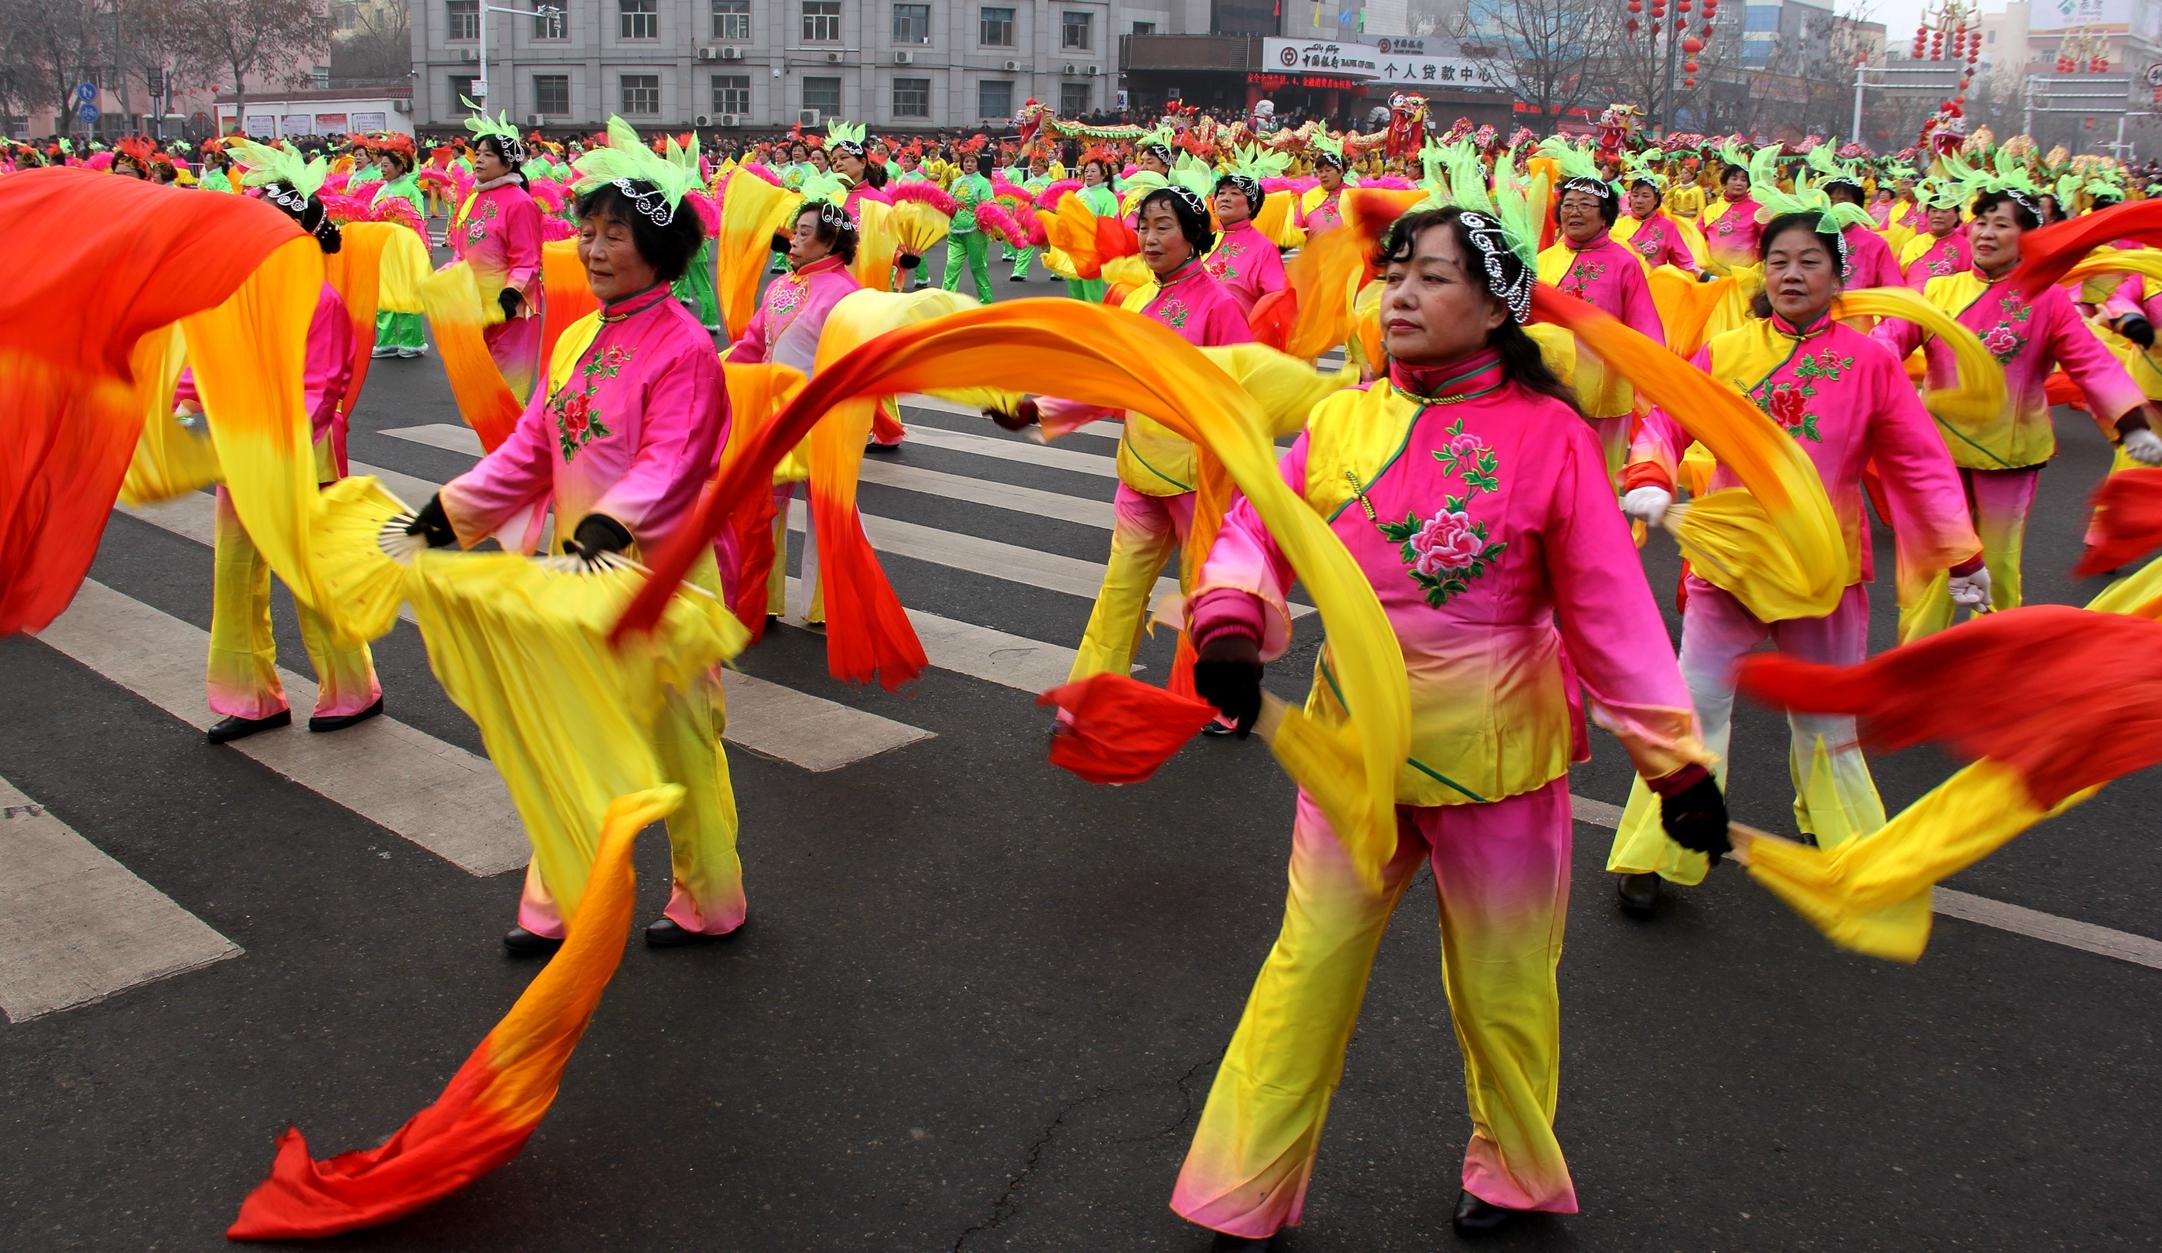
[3,255,2159,1253]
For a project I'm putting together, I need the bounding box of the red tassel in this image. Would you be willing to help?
[1036,674,1218,784]
[2006,200,2162,299]
[2076,467,2162,577]
[1736,605,2162,807]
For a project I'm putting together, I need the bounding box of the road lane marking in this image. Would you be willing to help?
[0,775,240,1023]
[110,496,937,772]
[1567,790,2162,971]
[37,580,532,877]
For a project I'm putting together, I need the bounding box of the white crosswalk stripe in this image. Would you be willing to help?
[0,775,240,1023]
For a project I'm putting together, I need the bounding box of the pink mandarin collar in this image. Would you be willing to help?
[1769,310,1833,339]
[599,283,674,320]
[1387,349,1505,403]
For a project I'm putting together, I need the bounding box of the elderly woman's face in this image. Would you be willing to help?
[577,210,658,304]
[474,143,509,181]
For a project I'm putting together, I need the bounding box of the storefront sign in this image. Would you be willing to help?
[1262,38,1381,80]
[1374,55,1506,89]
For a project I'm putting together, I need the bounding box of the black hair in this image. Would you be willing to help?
[1374,207,1578,413]
[1748,213,1845,316]
[1137,186,1215,259]
[1554,178,1619,227]
[1970,188,2041,231]
[264,183,343,254]
[1824,179,1866,207]
[792,201,858,264]
[1215,172,1262,214]
[861,159,888,189]
[575,180,706,282]
[1723,164,1750,184]
[1082,156,1114,184]
[477,133,529,186]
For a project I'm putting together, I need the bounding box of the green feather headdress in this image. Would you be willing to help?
[1620,153,1666,192]
[227,137,327,218]
[1220,142,1290,206]
[1913,176,1968,211]
[1137,125,1175,163]
[571,116,704,226]
[1161,150,1217,217]
[1805,139,1866,195]
[1748,144,1873,236]
[826,118,868,156]
[460,95,527,164]
[1428,140,1544,323]
[1310,130,1347,170]
[1536,134,1613,200]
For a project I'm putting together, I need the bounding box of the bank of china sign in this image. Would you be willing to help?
[1264,39,1383,78]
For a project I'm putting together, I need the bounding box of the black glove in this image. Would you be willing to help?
[497,287,522,321]
[770,230,791,254]
[1192,634,1263,739]
[1659,771,1731,862]
[2124,314,2155,348]
[564,513,634,566]
[1696,269,1717,284]
[986,397,1039,432]
[406,494,457,547]
[899,252,923,271]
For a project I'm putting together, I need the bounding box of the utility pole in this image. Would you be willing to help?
[1851,60,1865,138]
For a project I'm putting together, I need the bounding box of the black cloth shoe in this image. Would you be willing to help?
[1208,1233,1275,1251]
[308,696,384,733]
[1008,274,1027,282]
[1453,1190,1522,1236]
[644,917,740,947]
[502,926,563,957]
[206,709,291,744]
[1617,872,1662,917]
[863,440,902,455]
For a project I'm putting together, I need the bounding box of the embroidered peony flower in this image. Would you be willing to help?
[559,391,592,438]
[1766,385,1807,428]
[1449,430,1486,457]
[1411,510,1485,574]
[1982,325,2019,356]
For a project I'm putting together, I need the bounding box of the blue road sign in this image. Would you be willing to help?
[75,82,96,104]
[77,103,99,124]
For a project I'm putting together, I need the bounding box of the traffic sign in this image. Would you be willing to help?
[74,81,95,104]
[77,103,99,124]
[2146,62,2162,87]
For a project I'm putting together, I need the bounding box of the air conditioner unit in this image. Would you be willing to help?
[721,46,743,60]
[526,112,544,125]
[1063,62,1081,75]
[393,99,413,113]
[798,108,821,125]
[694,113,713,126]
[824,51,844,63]
[1003,59,1021,72]
[1087,65,1101,76]
[718,113,741,127]
[458,49,479,63]
[894,50,913,64]
[697,46,718,61]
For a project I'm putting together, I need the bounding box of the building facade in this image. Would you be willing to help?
[410,0,1120,132]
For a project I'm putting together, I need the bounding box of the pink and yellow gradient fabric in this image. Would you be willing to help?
[460,183,548,405]
[1171,781,1579,1235]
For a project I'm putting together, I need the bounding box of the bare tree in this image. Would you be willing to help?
[172,0,329,123]
[331,0,410,84]
[1457,0,1616,127]
[0,0,109,136]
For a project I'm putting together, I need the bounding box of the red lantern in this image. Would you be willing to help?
[1684,75,1697,87]
[1682,35,1704,52]
[1684,59,1700,72]
[1627,17,1640,32]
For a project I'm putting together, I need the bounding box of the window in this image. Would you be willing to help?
[621,73,660,113]
[450,74,478,111]
[534,73,569,114]
[620,0,658,39]
[803,75,842,116]
[1060,81,1088,115]
[534,5,567,37]
[1130,19,1155,33]
[712,0,750,39]
[980,5,1014,45]
[893,76,930,117]
[1744,6,1778,31]
[978,78,1012,119]
[446,0,478,40]
[713,73,750,114]
[893,2,930,42]
[1061,9,1091,49]
[802,0,842,40]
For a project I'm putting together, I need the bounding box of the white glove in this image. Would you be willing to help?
[2122,427,2162,466]
[1621,486,1673,527]
[1948,565,1993,610]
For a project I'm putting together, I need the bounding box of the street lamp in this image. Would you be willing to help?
[476,3,565,120]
